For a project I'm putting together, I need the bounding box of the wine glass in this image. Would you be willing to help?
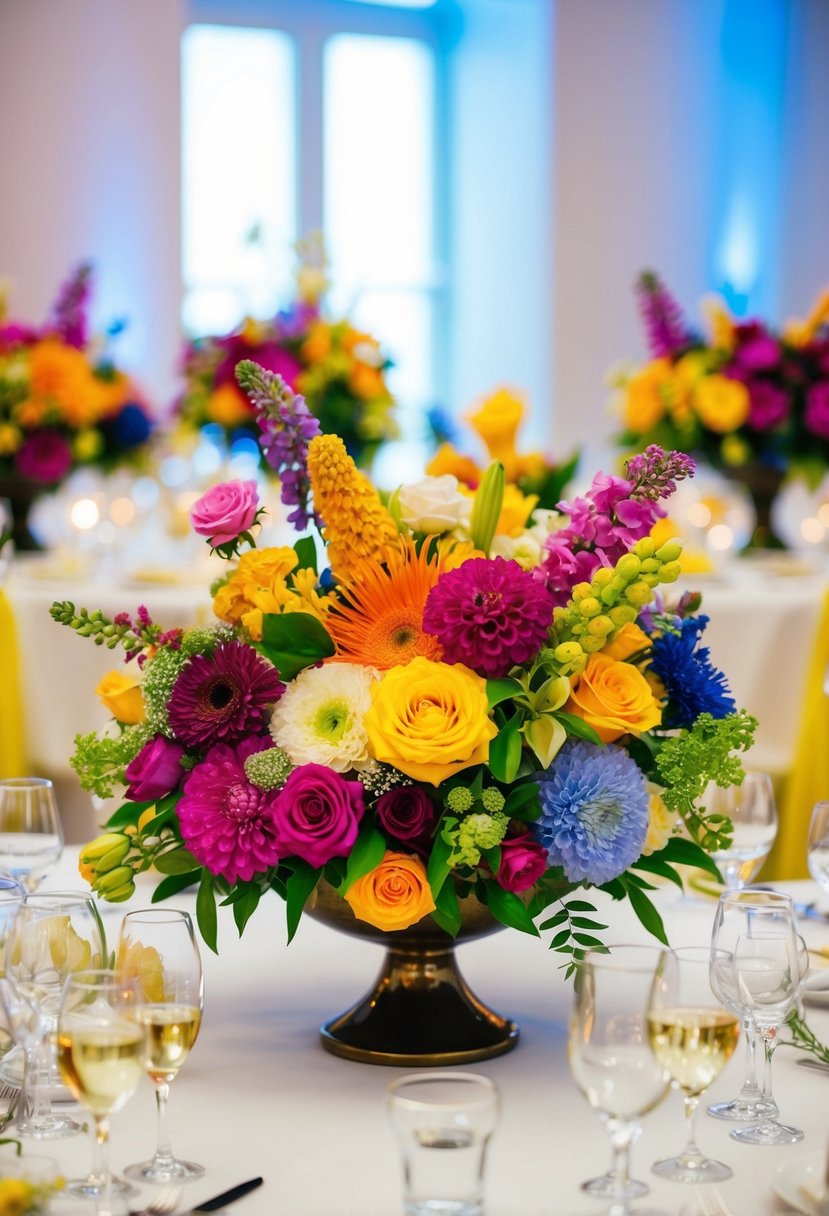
[5,890,106,1138]
[807,801,829,905]
[710,888,804,1145]
[568,945,671,1216]
[57,969,144,1216]
[0,779,64,891]
[706,772,777,891]
[117,908,204,1183]
[648,947,740,1183]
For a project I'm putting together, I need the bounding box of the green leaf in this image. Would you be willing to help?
[427,826,455,899]
[480,846,501,874]
[293,535,318,574]
[343,824,386,892]
[105,799,156,829]
[488,712,523,783]
[632,856,684,891]
[196,873,218,954]
[538,909,568,931]
[555,713,602,745]
[285,859,321,944]
[232,886,262,937]
[503,782,539,817]
[550,928,571,949]
[431,880,462,937]
[258,612,335,680]
[154,847,201,876]
[151,871,202,903]
[570,916,608,930]
[482,881,540,937]
[657,836,724,883]
[563,900,597,912]
[625,881,668,945]
[486,677,523,710]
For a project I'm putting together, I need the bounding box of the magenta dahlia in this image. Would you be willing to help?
[167,642,283,747]
[422,556,554,679]
[178,738,280,883]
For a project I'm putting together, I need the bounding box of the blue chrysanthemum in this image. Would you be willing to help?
[649,615,734,729]
[532,740,649,885]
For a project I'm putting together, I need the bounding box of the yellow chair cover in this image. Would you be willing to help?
[0,589,27,776]
[765,586,829,880]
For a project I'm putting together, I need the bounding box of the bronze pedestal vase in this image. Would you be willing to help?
[306,882,519,1067]
[722,463,787,550]
[0,475,45,551]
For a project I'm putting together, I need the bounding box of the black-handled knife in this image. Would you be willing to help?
[192,1178,264,1213]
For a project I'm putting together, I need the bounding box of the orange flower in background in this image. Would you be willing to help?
[623,359,671,434]
[348,362,385,400]
[344,851,436,931]
[426,443,481,488]
[28,339,102,426]
[565,652,661,743]
[300,322,331,364]
[206,383,253,428]
[95,670,145,725]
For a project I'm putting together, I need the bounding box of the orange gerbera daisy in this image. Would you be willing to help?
[327,539,444,669]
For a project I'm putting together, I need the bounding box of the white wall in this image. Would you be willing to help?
[0,0,185,413]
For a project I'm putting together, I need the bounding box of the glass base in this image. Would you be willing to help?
[707,1096,778,1122]
[17,1111,82,1140]
[405,1203,482,1216]
[652,1154,733,1184]
[65,1174,139,1200]
[124,1157,205,1184]
[581,1171,649,1200]
[730,1120,804,1146]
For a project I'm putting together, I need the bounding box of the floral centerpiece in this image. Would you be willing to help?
[175,237,395,470]
[53,360,755,1059]
[0,264,155,548]
[614,272,829,545]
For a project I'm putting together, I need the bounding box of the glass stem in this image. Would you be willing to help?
[738,1016,761,1100]
[681,1094,703,1163]
[606,1118,637,1216]
[93,1114,112,1216]
[758,1026,779,1131]
[152,1081,175,1169]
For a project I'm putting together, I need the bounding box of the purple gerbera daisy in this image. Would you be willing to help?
[167,641,283,747]
[178,738,280,884]
[422,556,554,679]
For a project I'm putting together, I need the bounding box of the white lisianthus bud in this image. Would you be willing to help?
[490,533,543,570]
[397,475,471,535]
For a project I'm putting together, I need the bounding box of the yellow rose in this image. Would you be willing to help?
[565,653,662,743]
[95,669,145,724]
[467,387,525,474]
[365,657,498,785]
[600,622,651,663]
[622,359,671,433]
[642,786,679,855]
[345,851,436,931]
[206,383,253,428]
[693,374,750,433]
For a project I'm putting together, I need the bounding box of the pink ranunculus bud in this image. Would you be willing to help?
[496,833,548,893]
[190,479,260,546]
[125,735,186,801]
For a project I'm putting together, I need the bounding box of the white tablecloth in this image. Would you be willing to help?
[25,854,829,1216]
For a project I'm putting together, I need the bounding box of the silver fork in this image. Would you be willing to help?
[0,1083,20,1132]
[128,1185,183,1216]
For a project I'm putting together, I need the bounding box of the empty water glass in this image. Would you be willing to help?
[706,773,777,891]
[0,779,64,892]
[807,802,829,903]
[388,1072,499,1216]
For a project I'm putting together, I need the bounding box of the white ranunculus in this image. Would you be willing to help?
[397,475,470,535]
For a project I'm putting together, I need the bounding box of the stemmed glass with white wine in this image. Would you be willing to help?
[647,947,740,1184]
[569,945,671,1216]
[0,779,64,892]
[57,969,144,1216]
[117,908,204,1183]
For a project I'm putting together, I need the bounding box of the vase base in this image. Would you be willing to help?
[319,943,520,1067]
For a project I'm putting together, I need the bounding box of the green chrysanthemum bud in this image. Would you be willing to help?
[480,787,505,814]
[244,746,293,791]
[446,787,474,814]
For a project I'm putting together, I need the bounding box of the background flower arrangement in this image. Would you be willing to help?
[0,263,154,491]
[174,237,396,472]
[54,360,756,967]
[614,270,829,486]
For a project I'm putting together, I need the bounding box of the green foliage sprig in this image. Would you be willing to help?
[71,726,150,799]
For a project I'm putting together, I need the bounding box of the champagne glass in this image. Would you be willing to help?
[648,947,740,1183]
[568,945,671,1216]
[117,908,204,1183]
[0,779,64,891]
[5,890,106,1138]
[706,772,777,891]
[807,801,829,904]
[710,888,803,1145]
[57,969,144,1216]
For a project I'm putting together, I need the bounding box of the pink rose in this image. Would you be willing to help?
[272,764,364,868]
[496,834,547,893]
[191,480,259,546]
[125,735,186,801]
[376,786,436,844]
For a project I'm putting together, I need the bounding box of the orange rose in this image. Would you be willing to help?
[345,852,436,931]
[600,622,650,663]
[95,670,145,725]
[565,653,661,743]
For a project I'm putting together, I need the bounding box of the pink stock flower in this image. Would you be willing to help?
[191,480,260,546]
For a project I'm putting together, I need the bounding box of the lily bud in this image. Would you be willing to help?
[469,461,505,555]
[81,833,131,868]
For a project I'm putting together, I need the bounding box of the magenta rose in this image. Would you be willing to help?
[746,381,789,432]
[15,430,73,485]
[496,834,548,893]
[376,786,436,843]
[191,479,259,546]
[805,383,829,440]
[272,763,364,868]
[125,735,187,801]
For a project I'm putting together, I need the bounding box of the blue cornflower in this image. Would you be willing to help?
[649,615,734,729]
[532,740,649,886]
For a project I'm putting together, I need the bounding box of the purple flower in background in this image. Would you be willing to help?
[15,430,72,484]
[635,271,689,359]
[805,382,829,440]
[0,323,38,351]
[733,322,780,372]
[275,301,321,341]
[214,336,301,391]
[745,381,789,431]
[235,359,322,530]
[46,262,92,349]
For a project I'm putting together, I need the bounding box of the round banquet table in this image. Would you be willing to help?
[28,852,829,1216]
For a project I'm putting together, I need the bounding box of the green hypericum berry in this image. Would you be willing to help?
[480,787,505,814]
[446,787,474,814]
[244,747,292,791]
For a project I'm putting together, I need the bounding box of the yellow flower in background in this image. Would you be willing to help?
[206,383,252,428]
[0,1177,34,1214]
[300,321,332,365]
[693,374,749,433]
[512,450,548,483]
[95,669,145,724]
[700,295,736,352]
[240,316,269,345]
[72,427,104,462]
[622,359,671,433]
[642,787,679,855]
[345,851,435,931]
[565,652,662,743]
[426,443,481,489]
[348,361,385,401]
[0,423,21,454]
[496,483,538,537]
[307,433,400,578]
[468,386,525,476]
[782,289,829,347]
[365,657,497,785]
[720,433,752,466]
